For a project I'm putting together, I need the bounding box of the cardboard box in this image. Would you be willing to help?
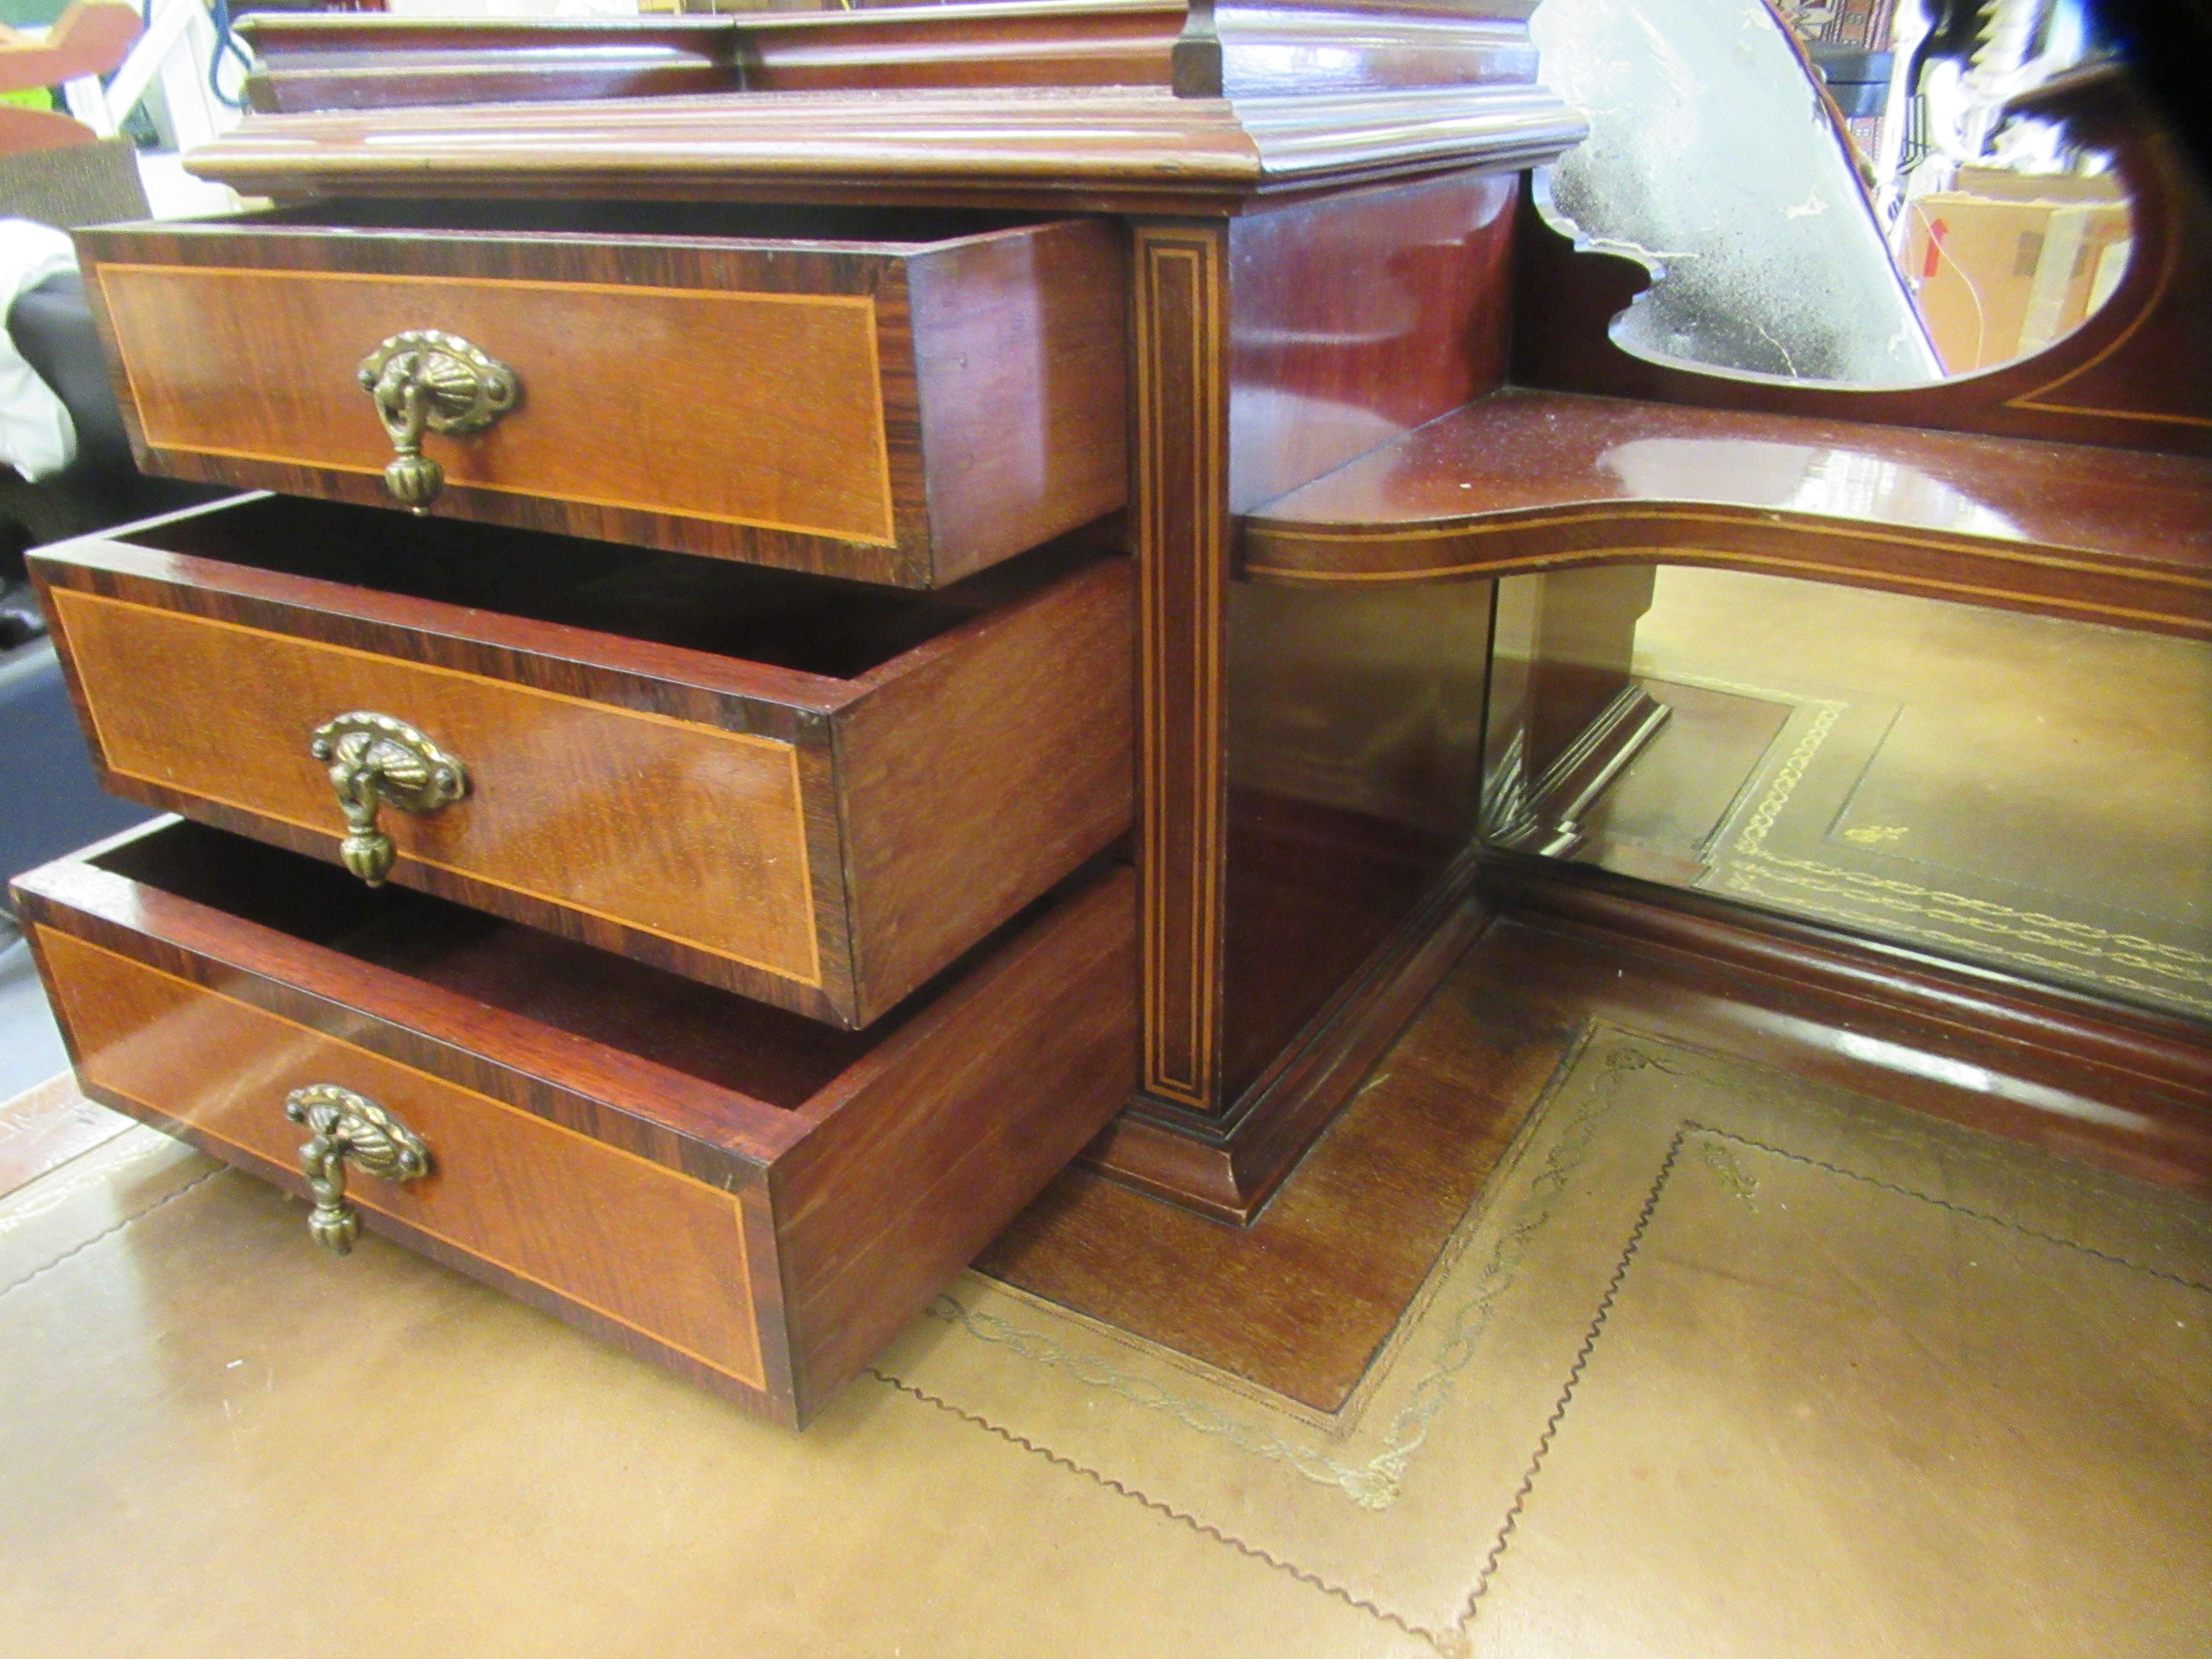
[1902,187,2131,373]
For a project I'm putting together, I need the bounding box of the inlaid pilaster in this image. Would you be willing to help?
[1132,220,1232,1113]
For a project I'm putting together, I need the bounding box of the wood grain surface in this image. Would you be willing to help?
[14,820,1140,1426]
[1225,169,1516,511]
[839,553,1133,1016]
[49,586,823,987]
[78,215,1124,587]
[243,15,745,113]
[237,0,1554,112]
[1219,572,1491,1101]
[1242,389,2212,637]
[173,85,1586,216]
[772,864,1139,1419]
[38,926,769,1390]
[16,823,812,1187]
[1083,840,1494,1222]
[33,498,1130,1026]
[905,215,1128,585]
[1134,172,1520,1127]
[1133,220,1229,1112]
[97,262,899,545]
[1485,854,2212,1159]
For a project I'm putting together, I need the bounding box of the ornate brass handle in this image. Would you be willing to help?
[309,711,469,887]
[284,1083,431,1255]
[355,330,520,513]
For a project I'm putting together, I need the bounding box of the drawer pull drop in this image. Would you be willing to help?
[283,1084,431,1256]
[309,711,470,887]
[356,330,520,513]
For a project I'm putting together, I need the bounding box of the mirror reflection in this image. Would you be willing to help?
[1531,0,2131,385]
[1483,566,2212,1019]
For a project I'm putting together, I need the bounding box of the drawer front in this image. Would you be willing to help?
[36,926,768,1391]
[79,215,1128,587]
[96,263,899,549]
[15,821,1138,1425]
[49,587,823,989]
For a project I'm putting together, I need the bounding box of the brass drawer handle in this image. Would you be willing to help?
[284,1083,431,1256]
[309,710,469,887]
[356,329,520,513]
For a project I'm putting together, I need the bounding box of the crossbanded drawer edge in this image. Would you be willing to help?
[48,586,825,989]
[35,925,771,1393]
[92,261,901,547]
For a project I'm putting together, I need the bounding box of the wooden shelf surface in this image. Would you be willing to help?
[1241,389,2212,636]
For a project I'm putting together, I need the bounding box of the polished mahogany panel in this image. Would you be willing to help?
[1242,389,2212,636]
[15,820,1138,1426]
[41,925,768,1389]
[47,586,821,986]
[1133,221,1229,1112]
[1225,167,1516,511]
[1502,567,1656,783]
[179,84,1584,217]
[240,5,1185,114]
[76,210,1124,588]
[243,16,745,113]
[1132,169,1519,1122]
[749,1,1184,93]
[98,263,898,546]
[242,0,1547,111]
[1218,573,1490,1102]
[1482,853,2212,1192]
[1182,0,1540,97]
[32,496,1132,1028]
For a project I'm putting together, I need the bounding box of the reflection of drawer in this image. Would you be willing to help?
[31,494,1132,1029]
[14,820,1135,1426]
[74,203,1126,588]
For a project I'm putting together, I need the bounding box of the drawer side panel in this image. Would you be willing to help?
[36,926,768,1391]
[775,867,1135,1420]
[95,263,899,547]
[909,217,1128,583]
[839,554,1133,1021]
[49,588,824,989]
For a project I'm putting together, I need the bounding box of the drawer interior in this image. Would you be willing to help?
[260,198,1051,248]
[121,495,1105,680]
[91,819,888,1108]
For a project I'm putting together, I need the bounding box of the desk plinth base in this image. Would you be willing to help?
[1086,850,1493,1225]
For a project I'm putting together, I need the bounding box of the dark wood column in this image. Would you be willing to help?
[1132,219,1233,1115]
[1105,173,1529,1214]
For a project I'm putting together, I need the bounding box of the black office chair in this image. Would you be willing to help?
[2,137,226,905]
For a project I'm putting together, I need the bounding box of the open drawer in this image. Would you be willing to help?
[13,819,1135,1426]
[73,201,1127,588]
[31,494,1132,1028]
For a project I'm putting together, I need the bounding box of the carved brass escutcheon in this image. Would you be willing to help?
[355,330,520,513]
[283,1083,431,1256]
[309,711,469,887]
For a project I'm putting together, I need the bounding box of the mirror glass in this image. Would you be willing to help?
[1483,566,2212,1019]
[1530,0,2131,384]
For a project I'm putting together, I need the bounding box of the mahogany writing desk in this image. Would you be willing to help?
[11,6,2210,1423]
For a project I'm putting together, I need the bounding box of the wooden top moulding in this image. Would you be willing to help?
[185,0,1585,212]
